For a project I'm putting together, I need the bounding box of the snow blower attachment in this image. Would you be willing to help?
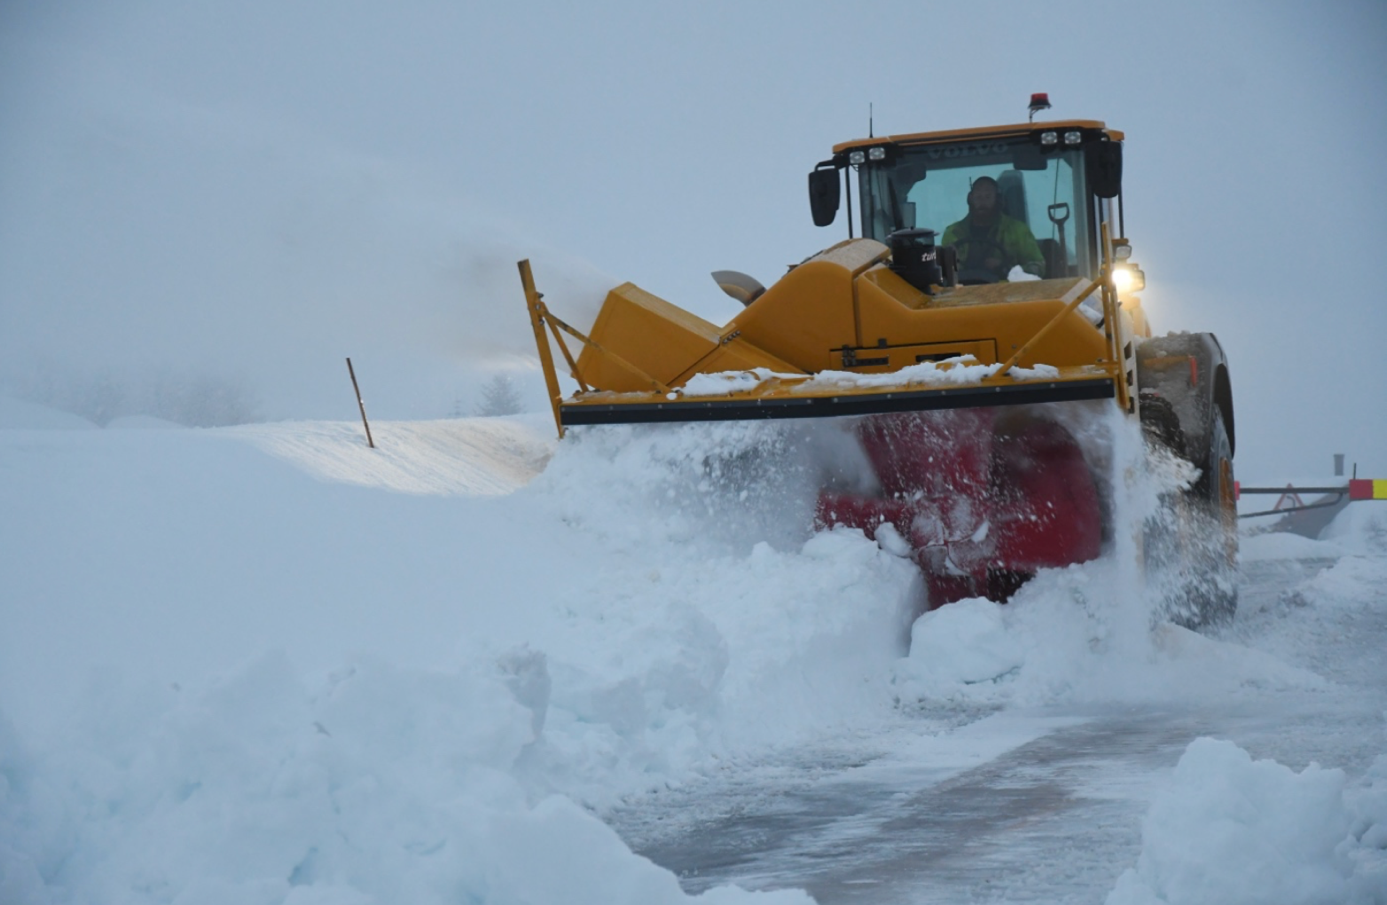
[519,108,1238,618]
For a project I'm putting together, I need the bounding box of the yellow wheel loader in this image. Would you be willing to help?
[519,97,1238,624]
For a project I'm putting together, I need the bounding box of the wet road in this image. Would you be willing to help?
[608,557,1387,903]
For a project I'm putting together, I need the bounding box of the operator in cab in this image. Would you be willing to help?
[942,176,1045,281]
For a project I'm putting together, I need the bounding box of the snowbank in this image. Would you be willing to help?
[1238,529,1344,563]
[0,651,814,905]
[1323,502,1387,557]
[1288,552,1387,613]
[4,404,1385,903]
[891,560,1328,709]
[1,416,915,903]
[1106,738,1387,905]
[516,420,919,776]
[1100,506,1387,905]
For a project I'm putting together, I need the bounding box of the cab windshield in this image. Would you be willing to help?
[857,139,1096,281]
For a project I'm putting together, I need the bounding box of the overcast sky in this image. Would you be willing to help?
[1,0,1384,481]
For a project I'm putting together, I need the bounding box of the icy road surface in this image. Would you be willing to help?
[612,556,1387,903]
[1,402,1384,904]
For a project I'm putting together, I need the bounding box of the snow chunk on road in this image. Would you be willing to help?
[900,598,1025,685]
[1106,737,1387,905]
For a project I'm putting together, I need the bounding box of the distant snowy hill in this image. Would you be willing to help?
[0,396,98,430]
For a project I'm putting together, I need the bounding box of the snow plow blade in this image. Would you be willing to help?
[552,369,1116,426]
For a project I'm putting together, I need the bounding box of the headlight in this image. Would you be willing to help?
[1040,131,1058,146]
[1063,130,1082,145]
[848,150,866,165]
[867,146,887,161]
[1112,264,1146,294]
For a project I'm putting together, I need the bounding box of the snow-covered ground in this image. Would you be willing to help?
[1,398,1384,904]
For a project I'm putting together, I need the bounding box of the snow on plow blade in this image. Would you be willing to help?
[552,368,1116,426]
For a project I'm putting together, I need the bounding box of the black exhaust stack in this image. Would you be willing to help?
[888,228,955,294]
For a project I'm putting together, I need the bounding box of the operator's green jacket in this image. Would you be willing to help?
[942,213,1045,279]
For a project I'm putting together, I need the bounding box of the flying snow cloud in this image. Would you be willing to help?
[0,33,614,424]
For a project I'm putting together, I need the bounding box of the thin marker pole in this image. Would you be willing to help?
[346,357,375,448]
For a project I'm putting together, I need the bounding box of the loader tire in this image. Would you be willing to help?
[1169,410,1239,628]
[1142,402,1238,629]
[1192,409,1239,624]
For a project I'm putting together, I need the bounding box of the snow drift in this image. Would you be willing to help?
[2,400,1385,903]
[1107,738,1387,905]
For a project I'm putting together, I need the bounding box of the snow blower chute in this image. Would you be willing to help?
[519,103,1239,621]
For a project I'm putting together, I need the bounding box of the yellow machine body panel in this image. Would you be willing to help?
[726,239,887,372]
[852,273,1110,372]
[832,120,1123,153]
[576,282,807,393]
[574,282,721,391]
[668,339,805,387]
[573,238,1112,392]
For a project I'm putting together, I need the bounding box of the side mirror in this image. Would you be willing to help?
[1086,141,1123,199]
[808,165,841,227]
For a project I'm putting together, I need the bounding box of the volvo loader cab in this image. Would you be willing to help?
[808,119,1129,289]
